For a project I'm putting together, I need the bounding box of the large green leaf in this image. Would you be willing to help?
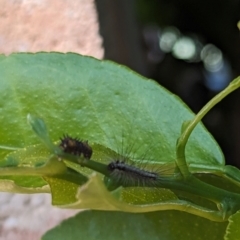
[0,53,228,218]
[42,210,227,240]
[0,53,223,165]
[0,53,226,197]
[0,52,232,239]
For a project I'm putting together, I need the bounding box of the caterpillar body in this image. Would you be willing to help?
[59,135,93,159]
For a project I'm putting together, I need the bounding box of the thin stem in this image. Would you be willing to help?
[159,175,240,212]
[61,153,110,177]
[176,76,240,177]
[189,163,240,188]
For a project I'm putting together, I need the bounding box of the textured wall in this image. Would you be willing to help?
[0,0,103,58]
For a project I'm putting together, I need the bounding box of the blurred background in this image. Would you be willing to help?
[0,0,239,239]
[95,0,240,167]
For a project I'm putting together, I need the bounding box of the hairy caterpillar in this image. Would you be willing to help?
[103,130,179,189]
[107,160,160,187]
[59,135,92,159]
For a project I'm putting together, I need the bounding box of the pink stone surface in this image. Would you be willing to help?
[0,193,79,239]
[0,0,103,239]
[0,0,103,58]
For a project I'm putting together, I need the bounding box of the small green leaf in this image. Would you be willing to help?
[27,114,57,153]
[224,210,240,240]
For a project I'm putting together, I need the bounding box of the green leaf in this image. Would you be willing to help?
[0,53,223,166]
[0,176,49,193]
[0,53,226,212]
[42,210,227,240]
[27,114,57,153]
[224,210,240,240]
[55,173,221,223]
[62,173,178,211]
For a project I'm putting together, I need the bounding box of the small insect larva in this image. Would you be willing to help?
[103,128,175,188]
[59,134,92,159]
[107,160,159,187]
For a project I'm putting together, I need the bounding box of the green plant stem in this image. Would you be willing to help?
[61,153,111,177]
[189,163,240,188]
[160,175,240,215]
[176,76,240,177]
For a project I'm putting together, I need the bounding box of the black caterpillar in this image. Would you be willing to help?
[59,135,92,159]
[108,160,159,187]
